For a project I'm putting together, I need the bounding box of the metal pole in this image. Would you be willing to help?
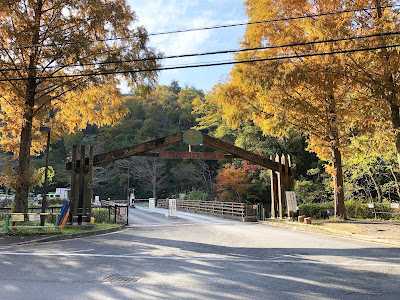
[126,205,129,225]
[40,129,50,226]
[127,166,130,203]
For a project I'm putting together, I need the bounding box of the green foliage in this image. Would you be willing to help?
[299,202,334,219]
[184,189,210,201]
[91,208,111,223]
[343,137,400,203]
[299,200,400,220]
[296,180,326,203]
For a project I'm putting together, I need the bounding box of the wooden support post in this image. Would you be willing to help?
[283,154,289,217]
[270,155,276,218]
[88,146,93,219]
[283,154,290,191]
[78,145,85,224]
[70,145,78,224]
[276,154,283,219]
[288,155,295,191]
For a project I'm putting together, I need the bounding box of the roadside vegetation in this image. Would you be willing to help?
[0,222,120,238]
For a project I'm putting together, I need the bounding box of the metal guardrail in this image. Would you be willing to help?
[156,199,247,218]
[368,203,400,219]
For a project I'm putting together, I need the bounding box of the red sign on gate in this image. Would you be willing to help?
[159,151,225,160]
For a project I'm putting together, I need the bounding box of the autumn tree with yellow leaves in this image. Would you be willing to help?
[210,0,400,218]
[0,0,161,212]
[345,0,400,165]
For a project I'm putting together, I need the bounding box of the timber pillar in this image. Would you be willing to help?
[69,145,93,225]
[270,154,295,219]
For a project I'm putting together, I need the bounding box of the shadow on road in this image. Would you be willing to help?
[1,226,399,299]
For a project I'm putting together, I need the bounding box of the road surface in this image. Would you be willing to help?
[0,204,399,299]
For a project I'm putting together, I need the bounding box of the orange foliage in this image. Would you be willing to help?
[215,164,251,202]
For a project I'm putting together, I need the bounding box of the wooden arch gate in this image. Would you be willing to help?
[66,130,295,224]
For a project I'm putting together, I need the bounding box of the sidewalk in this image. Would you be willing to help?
[263,219,400,247]
[0,225,125,247]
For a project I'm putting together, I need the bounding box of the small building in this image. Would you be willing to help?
[55,188,71,199]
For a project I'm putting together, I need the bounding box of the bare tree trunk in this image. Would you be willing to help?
[389,167,400,198]
[14,0,43,213]
[332,146,346,219]
[367,167,382,202]
[375,0,400,167]
[389,100,400,167]
[14,114,33,213]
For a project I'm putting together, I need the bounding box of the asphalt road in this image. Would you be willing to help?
[0,205,399,299]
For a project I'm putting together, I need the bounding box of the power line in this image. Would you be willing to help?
[1,31,399,73]
[0,4,398,52]
[1,43,399,82]
[149,4,400,36]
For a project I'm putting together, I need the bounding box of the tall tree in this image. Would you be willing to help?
[345,1,400,165]
[132,157,166,200]
[210,0,371,218]
[0,0,160,212]
[216,164,251,202]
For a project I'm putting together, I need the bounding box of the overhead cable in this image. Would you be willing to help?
[0,4,398,51]
[1,31,399,72]
[1,43,399,82]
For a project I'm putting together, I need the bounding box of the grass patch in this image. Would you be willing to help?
[61,223,120,234]
[0,222,120,237]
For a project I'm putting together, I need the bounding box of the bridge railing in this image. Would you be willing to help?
[156,199,247,218]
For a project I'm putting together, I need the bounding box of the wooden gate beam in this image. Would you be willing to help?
[66,131,289,174]
[202,134,281,172]
[93,132,184,165]
[66,132,184,169]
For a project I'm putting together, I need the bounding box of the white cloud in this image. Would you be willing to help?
[126,0,246,91]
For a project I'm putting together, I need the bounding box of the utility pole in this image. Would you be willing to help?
[40,126,51,226]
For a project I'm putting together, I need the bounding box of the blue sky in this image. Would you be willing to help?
[127,0,247,93]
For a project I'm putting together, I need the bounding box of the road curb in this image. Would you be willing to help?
[8,225,126,246]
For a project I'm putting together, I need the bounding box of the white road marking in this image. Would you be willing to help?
[128,222,228,228]
[69,249,95,253]
[0,251,399,267]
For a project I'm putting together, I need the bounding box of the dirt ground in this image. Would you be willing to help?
[264,219,400,247]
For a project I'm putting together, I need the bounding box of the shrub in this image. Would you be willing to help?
[299,202,334,219]
[299,200,399,220]
[373,203,399,220]
[91,208,110,223]
[184,189,210,201]
[344,200,373,219]
[46,199,65,206]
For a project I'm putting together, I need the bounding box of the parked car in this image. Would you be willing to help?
[28,193,35,202]
[34,194,43,201]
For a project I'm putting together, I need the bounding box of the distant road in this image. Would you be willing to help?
[0,205,399,299]
[129,203,234,226]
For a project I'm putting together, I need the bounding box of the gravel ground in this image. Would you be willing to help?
[264,219,400,247]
